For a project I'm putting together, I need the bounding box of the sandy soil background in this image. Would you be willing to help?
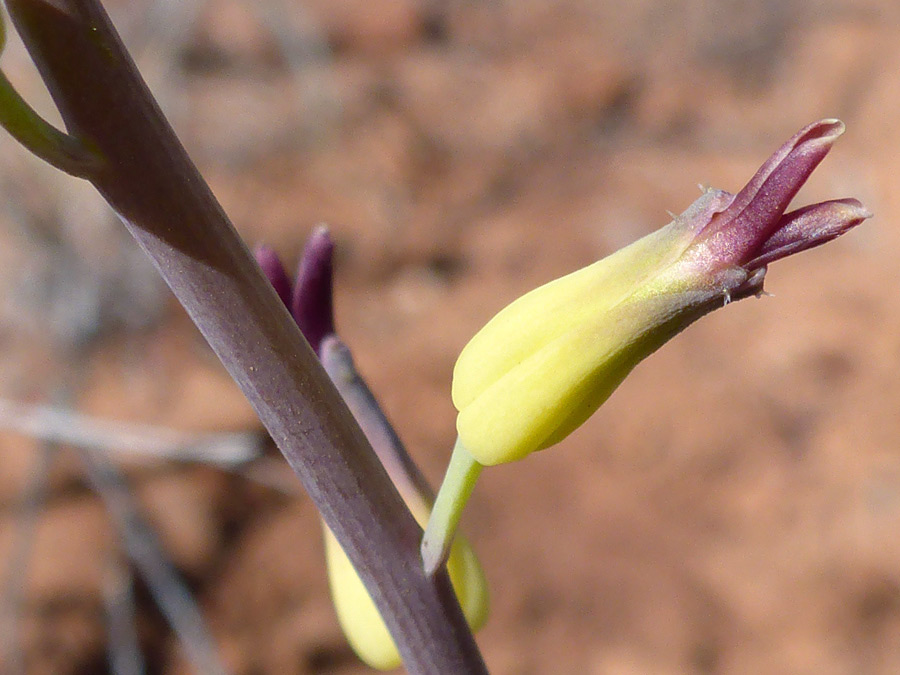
[1,0,899,673]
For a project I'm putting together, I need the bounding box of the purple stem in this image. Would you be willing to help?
[3,1,486,672]
[258,235,436,515]
[259,236,438,520]
[320,335,436,519]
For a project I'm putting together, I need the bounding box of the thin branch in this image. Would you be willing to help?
[102,555,146,675]
[3,1,486,671]
[78,446,229,675]
[0,398,263,466]
[0,396,317,494]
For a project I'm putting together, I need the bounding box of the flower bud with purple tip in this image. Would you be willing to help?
[422,120,869,576]
[452,119,870,467]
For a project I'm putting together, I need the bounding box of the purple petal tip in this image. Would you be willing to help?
[803,118,845,141]
[747,197,871,268]
[255,245,293,308]
[292,225,336,355]
[695,119,851,269]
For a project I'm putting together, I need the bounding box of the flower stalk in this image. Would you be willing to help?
[421,439,483,576]
[0,22,99,176]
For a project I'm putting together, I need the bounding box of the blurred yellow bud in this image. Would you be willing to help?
[324,510,488,670]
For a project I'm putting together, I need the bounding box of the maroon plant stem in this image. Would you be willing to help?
[4,1,487,672]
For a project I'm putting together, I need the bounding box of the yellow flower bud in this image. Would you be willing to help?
[452,120,868,466]
[424,119,868,577]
